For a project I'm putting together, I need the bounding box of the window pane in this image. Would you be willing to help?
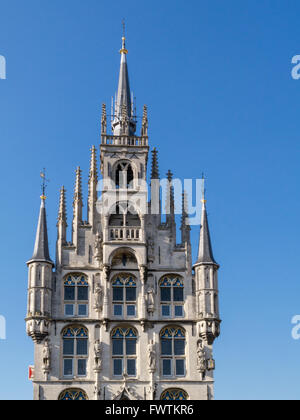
[65,304,74,316]
[78,359,87,376]
[161,339,172,356]
[126,339,136,356]
[127,359,136,376]
[163,359,172,376]
[126,287,136,302]
[78,286,88,301]
[127,305,136,317]
[174,339,185,355]
[161,287,171,302]
[114,305,123,316]
[162,305,170,317]
[64,286,75,301]
[174,288,184,302]
[77,338,88,356]
[113,339,123,356]
[175,305,183,317]
[78,304,87,316]
[63,338,74,355]
[63,359,73,376]
[176,359,185,376]
[113,288,124,302]
[113,359,123,376]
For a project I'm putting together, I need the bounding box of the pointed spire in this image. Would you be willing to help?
[151,148,159,179]
[29,197,53,264]
[141,105,148,137]
[57,186,67,224]
[112,31,136,135]
[181,190,191,244]
[196,179,217,265]
[101,103,107,135]
[73,167,83,206]
[166,170,175,228]
[89,146,98,188]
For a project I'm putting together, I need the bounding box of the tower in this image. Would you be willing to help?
[26,34,221,401]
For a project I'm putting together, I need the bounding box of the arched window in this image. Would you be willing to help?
[58,388,88,401]
[111,327,137,377]
[160,276,184,318]
[112,274,137,317]
[160,326,186,377]
[64,274,89,317]
[62,326,88,378]
[115,162,134,189]
[160,389,189,401]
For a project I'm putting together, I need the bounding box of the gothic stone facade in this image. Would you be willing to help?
[26,37,221,401]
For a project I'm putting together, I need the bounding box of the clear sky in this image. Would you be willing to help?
[0,0,300,400]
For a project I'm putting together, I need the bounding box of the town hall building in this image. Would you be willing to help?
[25,35,221,401]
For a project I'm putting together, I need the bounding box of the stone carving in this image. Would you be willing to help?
[197,341,206,377]
[147,287,155,314]
[94,233,103,265]
[102,265,110,282]
[94,285,103,312]
[42,339,51,372]
[148,340,156,372]
[147,237,155,262]
[94,340,102,371]
[139,266,147,284]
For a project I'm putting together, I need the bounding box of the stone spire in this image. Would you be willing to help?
[29,197,53,264]
[196,200,217,265]
[58,186,67,224]
[73,167,83,211]
[151,148,159,180]
[57,186,67,242]
[88,146,98,227]
[112,35,136,135]
[72,167,83,249]
[181,191,191,244]
[166,170,176,240]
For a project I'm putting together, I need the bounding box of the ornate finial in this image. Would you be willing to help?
[141,105,148,136]
[40,168,49,201]
[58,186,67,223]
[167,170,173,183]
[101,104,107,134]
[201,173,206,204]
[74,167,83,204]
[120,19,128,54]
[151,148,159,179]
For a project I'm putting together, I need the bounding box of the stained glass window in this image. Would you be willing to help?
[160,327,186,378]
[160,389,188,401]
[111,327,137,377]
[159,276,184,318]
[59,389,88,401]
[63,274,89,318]
[62,326,88,378]
[112,275,137,318]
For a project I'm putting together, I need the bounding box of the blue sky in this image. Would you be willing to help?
[0,0,300,400]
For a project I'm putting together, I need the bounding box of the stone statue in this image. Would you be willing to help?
[197,341,206,376]
[94,340,102,371]
[139,266,147,284]
[102,265,110,282]
[148,340,156,372]
[94,285,103,312]
[147,287,155,314]
[94,233,103,264]
[42,339,51,372]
